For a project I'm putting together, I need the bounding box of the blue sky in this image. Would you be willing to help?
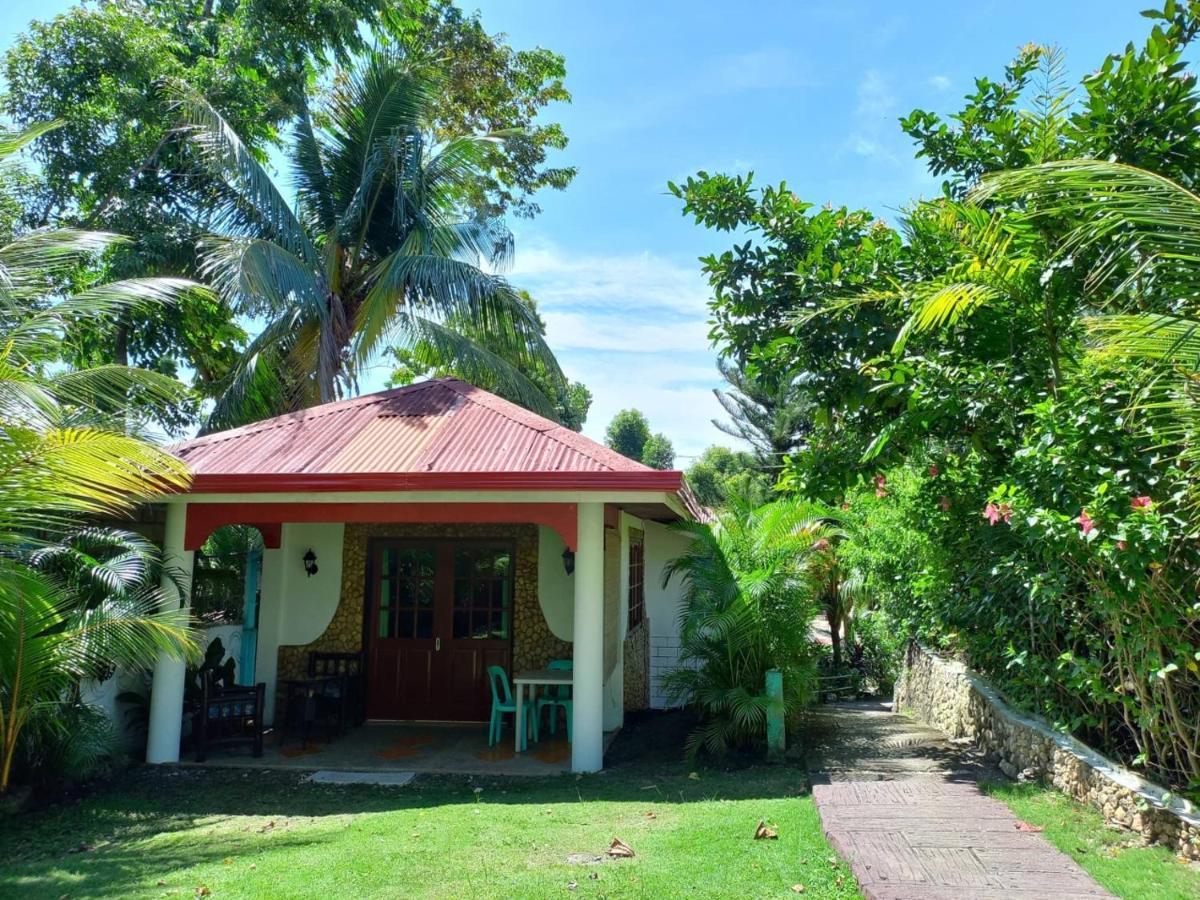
[0,1,1157,458]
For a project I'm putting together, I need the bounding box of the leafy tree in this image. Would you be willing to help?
[685,445,768,509]
[178,53,562,428]
[393,0,575,219]
[671,173,907,497]
[641,433,675,470]
[605,409,652,462]
[3,0,575,428]
[387,290,591,429]
[713,358,811,473]
[1,0,398,424]
[902,8,1200,195]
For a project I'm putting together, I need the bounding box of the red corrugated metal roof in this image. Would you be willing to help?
[173,378,655,478]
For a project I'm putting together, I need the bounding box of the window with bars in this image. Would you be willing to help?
[628,530,645,630]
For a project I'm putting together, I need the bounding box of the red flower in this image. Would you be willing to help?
[939,495,951,512]
[1131,496,1153,510]
[928,464,940,478]
[984,502,1012,525]
[1078,510,1095,535]
[1116,540,1127,551]
[873,473,888,498]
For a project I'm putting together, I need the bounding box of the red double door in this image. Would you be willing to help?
[365,539,513,721]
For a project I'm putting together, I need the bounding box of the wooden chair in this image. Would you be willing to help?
[307,651,365,730]
[193,673,265,762]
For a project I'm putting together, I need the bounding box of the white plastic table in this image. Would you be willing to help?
[513,668,573,752]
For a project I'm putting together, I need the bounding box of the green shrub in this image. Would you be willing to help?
[663,499,824,759]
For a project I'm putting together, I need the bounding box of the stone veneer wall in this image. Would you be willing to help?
[896,642,1200,860]
[623,619,649,711]
[276,523,571,703]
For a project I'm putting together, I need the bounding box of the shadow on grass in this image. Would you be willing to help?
[0,709,820,899]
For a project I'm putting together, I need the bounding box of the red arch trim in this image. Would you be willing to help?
[184,502,579,552]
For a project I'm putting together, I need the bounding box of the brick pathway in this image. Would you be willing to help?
[804,701,1113,900]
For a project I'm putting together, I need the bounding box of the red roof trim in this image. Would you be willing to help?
[185,501,580,551]
[186,470,684,495]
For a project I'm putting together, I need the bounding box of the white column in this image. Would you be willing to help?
[572,502,605,773]
[255,543,286,724]
[146,501,194,764]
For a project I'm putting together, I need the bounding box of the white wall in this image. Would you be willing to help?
[643,520,691,709]
[255,522,345,722]
[537,525,574,640]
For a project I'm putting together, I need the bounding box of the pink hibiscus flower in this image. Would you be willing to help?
[1131,496,1153,510]
[928,464,940,478]
[1078,510,1095,535]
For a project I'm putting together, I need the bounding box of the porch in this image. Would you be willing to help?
[185,721,620,777]
[142,380,698,775]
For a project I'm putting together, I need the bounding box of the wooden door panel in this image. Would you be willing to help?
[366,539,514,722]
[396,648,436,718]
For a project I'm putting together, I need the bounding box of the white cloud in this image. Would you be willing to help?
[928,74,952,91]
[846,69,905,166]
[508,239,739,459]
[541,311,711,354]
[510,240,710,316]
[856,69,895,120]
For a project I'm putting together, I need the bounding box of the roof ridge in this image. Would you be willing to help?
[173,380,447,452]
[439,378,651,473]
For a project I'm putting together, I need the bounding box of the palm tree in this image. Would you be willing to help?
[971,160,1200,467]
[0,122,202,792]
[662,497,825,758]
[176,53,564,429]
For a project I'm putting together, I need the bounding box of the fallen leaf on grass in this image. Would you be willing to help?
[754,821,778,840]
[1014,821,1044,833]
[566,881,577,891]
[791,885,806,894]
[195,887,211,897]
[607,838,635,858]
[643,811,657,820]
[156,880,167,887]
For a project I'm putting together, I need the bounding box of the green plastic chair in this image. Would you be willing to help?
[536,659,573,741]
[487,666,538,749]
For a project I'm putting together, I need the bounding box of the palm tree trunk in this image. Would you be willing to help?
[827,607,842,669]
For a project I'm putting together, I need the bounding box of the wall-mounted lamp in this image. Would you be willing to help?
[303,548,319,577]
[561,547,575,575]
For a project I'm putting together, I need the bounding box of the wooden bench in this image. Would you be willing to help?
[307,651,365,729]
[193,675,265,762]
[817,672,860,703]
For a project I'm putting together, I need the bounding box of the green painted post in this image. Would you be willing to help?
[765,668,785,760]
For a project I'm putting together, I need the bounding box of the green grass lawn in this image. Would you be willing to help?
[983,781,1200,900]
[0,764,862,899]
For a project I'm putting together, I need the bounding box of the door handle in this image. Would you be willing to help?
[435,637,441,652]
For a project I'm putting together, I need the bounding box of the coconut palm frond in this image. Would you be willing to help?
[172,86,319,266]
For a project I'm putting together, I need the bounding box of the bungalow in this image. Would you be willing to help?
[145,378,700,773]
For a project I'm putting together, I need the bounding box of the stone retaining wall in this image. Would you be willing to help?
[896,642,1200,860]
